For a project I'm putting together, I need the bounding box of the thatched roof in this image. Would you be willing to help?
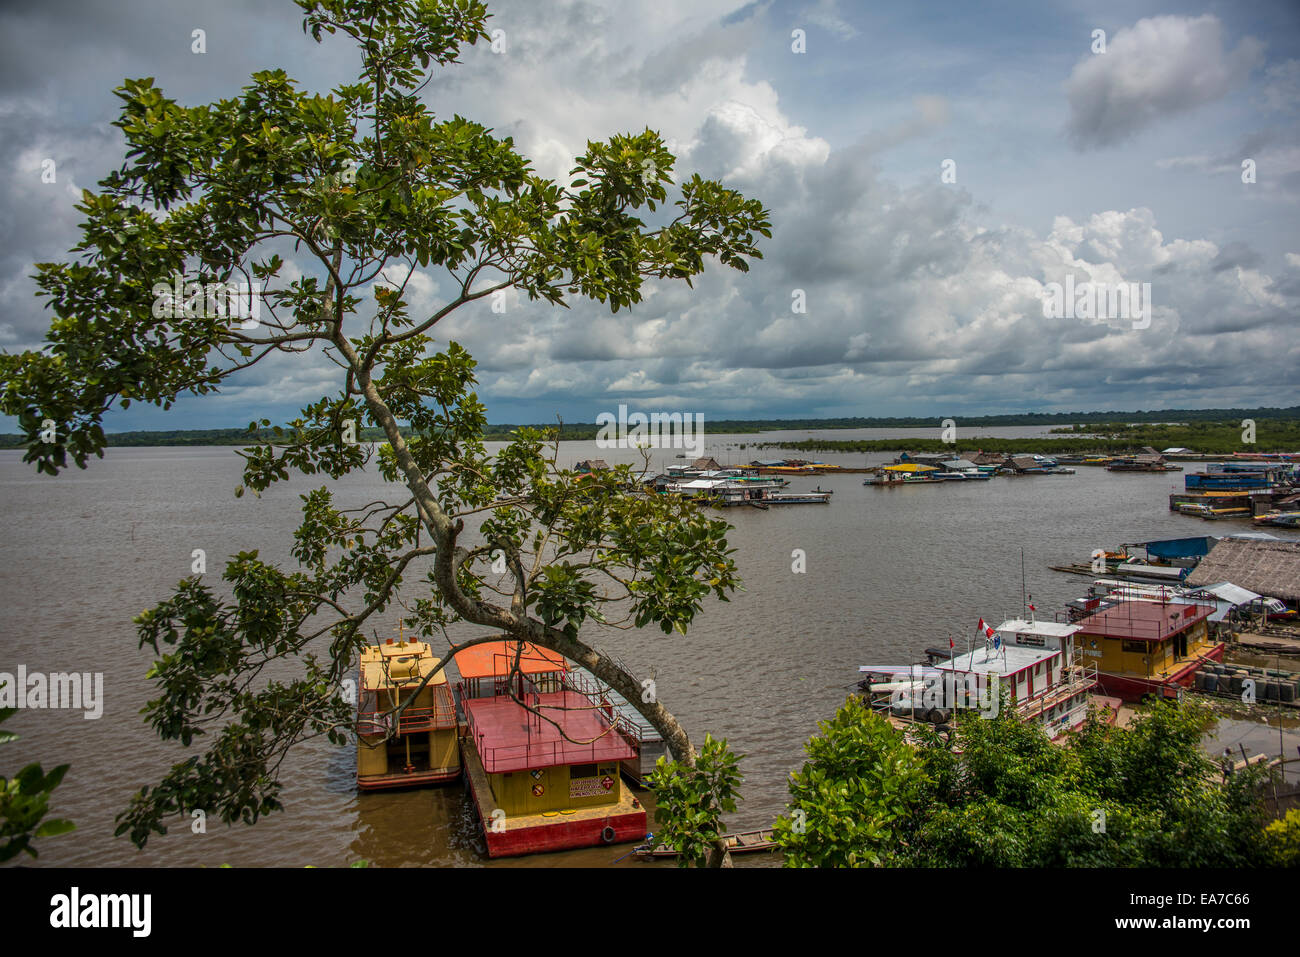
[1185,538,1300,603]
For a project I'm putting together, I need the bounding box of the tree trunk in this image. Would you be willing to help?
[345,346,701,773]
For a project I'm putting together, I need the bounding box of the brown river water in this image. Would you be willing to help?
[2,431,1297,868]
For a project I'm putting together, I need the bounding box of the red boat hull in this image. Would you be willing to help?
[482,808,646,858]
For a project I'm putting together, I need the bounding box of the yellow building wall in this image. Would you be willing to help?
[1076,621,1212,678]
[489,763,622,816]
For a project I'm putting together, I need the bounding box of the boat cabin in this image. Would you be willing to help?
[356,638,460,790]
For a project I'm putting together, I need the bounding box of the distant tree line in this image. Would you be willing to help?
[762,418,1300,456]
[1,407,1296,450]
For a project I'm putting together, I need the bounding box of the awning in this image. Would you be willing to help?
[1142,537,1211,560]
[1199,582,1261,606]
[883,463,937,472]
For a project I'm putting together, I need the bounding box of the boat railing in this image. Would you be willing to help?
[558,671,646,747]
[468,735,627,775]
[466,670,646,750]
[459,688,632,774]
[356,685,457,737]
[1013,661,1098,721]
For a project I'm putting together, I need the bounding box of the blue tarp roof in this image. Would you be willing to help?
[1143,537,1211,559]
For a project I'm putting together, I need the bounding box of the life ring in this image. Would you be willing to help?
[601,825,616,844]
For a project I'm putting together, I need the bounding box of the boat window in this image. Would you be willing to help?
[570,763,598,778]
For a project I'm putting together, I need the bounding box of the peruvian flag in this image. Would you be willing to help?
[977,617,996,639]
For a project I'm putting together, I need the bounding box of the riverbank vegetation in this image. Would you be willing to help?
[754,416,1300,456]
[774,695,1295,867]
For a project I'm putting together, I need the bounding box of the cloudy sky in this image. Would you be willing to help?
[1,0,1298,429]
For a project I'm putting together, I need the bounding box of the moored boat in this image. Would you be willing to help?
[1071,599,1225,702]
[455,641,649,858]
[356,632,461,790]
[634,828,778,859]
[858,617,1102,741]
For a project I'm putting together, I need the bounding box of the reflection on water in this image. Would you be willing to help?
[2,442,1297,867]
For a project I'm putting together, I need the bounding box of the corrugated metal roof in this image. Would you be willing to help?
[1198,582,1261,606]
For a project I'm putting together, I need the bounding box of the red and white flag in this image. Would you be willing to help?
[977,617,995,638]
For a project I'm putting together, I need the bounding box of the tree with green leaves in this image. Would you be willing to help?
[1,684,76,862]
[775,695,1277,867]
[0,0,768,864]
[1265,808,1300,867]
[773,695,928,867]
[646,733,744,867]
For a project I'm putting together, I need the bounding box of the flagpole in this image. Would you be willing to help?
[1021,548,1027,619]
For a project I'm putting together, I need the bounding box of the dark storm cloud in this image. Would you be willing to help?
[1210,241,1264,273]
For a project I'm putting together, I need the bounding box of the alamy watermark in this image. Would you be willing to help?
[595,404,704,457]
[862,665,1000,718]
[151,271,262,328]
[1042,274,1151,330]
[0,667,103,719]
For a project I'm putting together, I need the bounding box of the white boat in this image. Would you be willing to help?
[859,618,1104,740]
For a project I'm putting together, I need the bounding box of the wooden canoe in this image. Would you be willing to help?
[634,828,778,859]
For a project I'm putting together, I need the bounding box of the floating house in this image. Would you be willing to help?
[1065,578,1269,635]
[934,458,991,480]
[897,452,951,467]
[1072,599,1224,701]
[865,463,939,485]
[1184,462,1294,491]
[356,638,460,790]
[455,641,648,857]
[1003,454,1056,474]
[1106,448,1179,472]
